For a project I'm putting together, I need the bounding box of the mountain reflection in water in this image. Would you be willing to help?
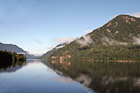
[1,58,140,93]
[48,59,140,93]
[0,59,93,93]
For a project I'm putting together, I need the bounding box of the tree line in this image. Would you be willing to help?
[0,50,26,65]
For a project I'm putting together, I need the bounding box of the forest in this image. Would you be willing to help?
[0,50,26,66]
[47,15,140,61]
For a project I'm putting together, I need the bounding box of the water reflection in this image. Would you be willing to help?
[48,59,140,93]
[0,60,26,73]
[0,59,93,93]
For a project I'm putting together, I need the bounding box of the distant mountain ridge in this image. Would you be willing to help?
[41,43,68,60]
[0,42,36,59]
[48,15,140,61]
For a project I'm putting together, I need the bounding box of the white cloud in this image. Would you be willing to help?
[133,36,140,45]
[46,45,54,51]
[128,12,140,18]
[52,36,75,44]
[33,38,42,44]
[27,51,43,56]
[101,37,128,46]
[76,35,93,47]
[84,29,93,34]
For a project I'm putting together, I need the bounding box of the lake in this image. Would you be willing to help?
[0,59,93,93]
[48,59,140,93]
[1,59,140,93]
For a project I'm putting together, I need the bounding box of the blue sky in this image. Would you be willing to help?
[0,0,140,55]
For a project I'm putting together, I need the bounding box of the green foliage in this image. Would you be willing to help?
[48,15,140,61]
[0,50,26,65]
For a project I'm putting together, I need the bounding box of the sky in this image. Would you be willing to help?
[0,0,140,55]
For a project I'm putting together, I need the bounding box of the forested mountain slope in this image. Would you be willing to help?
[48,15,140,61]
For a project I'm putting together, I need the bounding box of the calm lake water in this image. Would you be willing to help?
[0,59,93,93]
[1,59,140,93]
[49,59,140,93]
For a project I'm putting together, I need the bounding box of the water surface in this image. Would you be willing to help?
[1,59,140,93]
[0,59,93,93]
[49,59,140,93]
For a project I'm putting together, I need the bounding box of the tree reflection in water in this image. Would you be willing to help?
[0,60,26,72]
[49,59,140,93]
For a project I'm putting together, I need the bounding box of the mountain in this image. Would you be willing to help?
[41,43,68,60]
[0,42,37,59]
[48,15,140,61]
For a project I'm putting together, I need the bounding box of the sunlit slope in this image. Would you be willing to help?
[48,15,140,60]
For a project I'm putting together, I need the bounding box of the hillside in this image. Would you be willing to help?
[48,15,140,61]
[0,42,36,59]
[41,43,67,60]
